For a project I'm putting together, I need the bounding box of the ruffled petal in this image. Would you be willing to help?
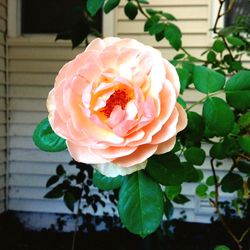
[113,144,158,167]
[155,136,176,154]
[67,141,109,164]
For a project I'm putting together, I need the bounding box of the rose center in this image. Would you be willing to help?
[101,89,131,118]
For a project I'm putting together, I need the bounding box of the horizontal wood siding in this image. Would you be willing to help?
[0,0,6,214]
[7,38,86,214]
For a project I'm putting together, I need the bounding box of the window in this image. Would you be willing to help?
[225,0,250,26]
[21,0,102,34]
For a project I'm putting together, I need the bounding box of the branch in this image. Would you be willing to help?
[212,0,235,60]
[134,0,150,19]
[210,158,243,250]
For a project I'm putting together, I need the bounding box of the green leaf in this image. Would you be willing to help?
[182,162,201,183]
[214,245,230,250]
[207,51,216,63]
[138,0,149,3]
[182,112,205,147]
[238,112,250,129]
[225,70,250,110]
[162,12,176,21]
[239,135,250,154]
[124,2,138,20]
[193,66,225,94]
[173,53,185,60]
[195,183,208,198]
[221,173,243,193]
[176,68,189,94]
[145,8,158,15]
[206,175,219,186]
[226,36,245,46]
[155,30,165,41]
[44,184,64,199]
[177,96,186,108]
[104,0,121,13]
[93,170,123,190]
[212,39,226,53]
[237,161,250,174]
[46,175,59,188]
[165,185,182,200]
[148,23,165,35]
[64,191,77,212]
[164,198,174,220]
[164,23,182,50]
[219,25,238,36]
[203,97,234,136]
[87,0,105,16]
[184,147,206,166]
[118,171,164,238]
[71,20,90,49]
[33,118,67,152]
[173,194,190,204]
[231,123,240,135]
[146,153,184,186]
[210,143,226,159]
[56,165,65,176]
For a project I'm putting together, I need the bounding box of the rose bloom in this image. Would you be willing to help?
[47,37,187,177]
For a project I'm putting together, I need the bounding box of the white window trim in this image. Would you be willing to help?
[7,0,116,38]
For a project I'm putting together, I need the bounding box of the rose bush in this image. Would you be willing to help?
[46,37,187,177]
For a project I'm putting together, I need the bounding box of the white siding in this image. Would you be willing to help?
[0,0,6,214]
[6,0,248,225]
[7,38,86,214]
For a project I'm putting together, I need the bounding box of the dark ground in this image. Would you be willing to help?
[0,212,249,250]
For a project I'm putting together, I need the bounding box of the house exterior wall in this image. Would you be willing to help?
[0,0,6,214]
[6,0,246,224]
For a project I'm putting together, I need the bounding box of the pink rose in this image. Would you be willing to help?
[47,37,187,177]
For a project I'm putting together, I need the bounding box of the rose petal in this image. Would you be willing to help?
[155,136,176,154]
[94,160,147,178]
[67,141,109,163]
[151,108,178,144]
[113,144,158,167]
[163,59,180,96]
[92,145,137,159]
[176,103,188,132]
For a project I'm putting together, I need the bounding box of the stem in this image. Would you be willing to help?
[211,159,219,207]
[210,158,243,250]
[134,0,149,19]
[71,181,85,250]
[213,0,234,60]
[213,0,224,34]
[239,227,250,242]
[180,47,207,63]
[239,154,250,161]
[185,90,223,112]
